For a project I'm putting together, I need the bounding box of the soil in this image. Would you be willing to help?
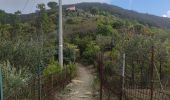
[55,63,98,100]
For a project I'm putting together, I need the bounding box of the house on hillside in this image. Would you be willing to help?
[66,5,76,11]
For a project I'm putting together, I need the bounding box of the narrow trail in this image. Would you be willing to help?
[55,63,97,100]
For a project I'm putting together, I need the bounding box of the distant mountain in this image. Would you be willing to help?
[68,2,170,29]
[1,2,170,29]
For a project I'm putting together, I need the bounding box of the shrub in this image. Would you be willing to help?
[82,41,100,64]
[1,61,30,96]
[66,63,77,78]
[66,18,79,24]
[64,43,79,64]
[43,58,61,76]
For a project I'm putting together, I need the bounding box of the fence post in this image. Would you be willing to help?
[52,75,54,100]
[38,65,42,100]
[0,67,3,100]
[100,53,104,100]
[150,46,154,100]
[98,52,104,100]
[120,53,125,100]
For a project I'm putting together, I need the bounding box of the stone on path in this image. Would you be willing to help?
[79,96,89,98]
[85,92,92,95]
[72,80,84,84]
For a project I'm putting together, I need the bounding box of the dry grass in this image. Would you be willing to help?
[63,16,98,35]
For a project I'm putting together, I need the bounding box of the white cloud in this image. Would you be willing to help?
[167,11,170,18]
[163,11,170,18]
[163,14,167,17]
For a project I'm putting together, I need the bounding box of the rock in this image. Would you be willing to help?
[70,91,79,95]
[72,80,84,84]
[79,96,89,98]
[85,92,92,95]
[94,92,99,96]
[66,83,73,88]
[66,88,72,92]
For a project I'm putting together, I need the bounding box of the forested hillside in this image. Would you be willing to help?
[1,3,170,29]
[0,2,170,100]
[73,2,170,29]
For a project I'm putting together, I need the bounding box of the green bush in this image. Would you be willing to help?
[82,41,100,64]
[64,43,79,64]
[1,61,30,96]
[66,63,77,78]
[43,58,77,78]
[43,58,61,76]
[66,18,79,24]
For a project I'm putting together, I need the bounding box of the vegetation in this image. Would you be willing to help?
[73,2,170,29]
[43,58,61,76]
[0,1,170,99]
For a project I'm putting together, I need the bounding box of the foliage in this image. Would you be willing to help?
[82,41,100,64]
[43,58,61,76]
[64,43,79,64]
[47,2,58,10]
[90,7,99,15]
[0,2,170,97]
[66,18,79,24]
[97,17,114,36]
[66,63,77,78]
[97,24,113,36]
[75,2,170,29]
[1,61,30,95]
[37,4,46,11]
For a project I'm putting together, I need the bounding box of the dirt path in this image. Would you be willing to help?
[55,63,97,100]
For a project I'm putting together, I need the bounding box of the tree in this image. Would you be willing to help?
[97,17,115,36]
[11,11,22,24]
[14,10,21,15]
[96,35,112,51]
[112,20,124,29]
[90,7,98,15]
[97,24,114,36]
[133,24,144,34]
[37,3,46,11]
[36,3,55,34]
[47,2,58,10]
[63,43,79,64]
[83,41,100,64]
[0,10,7,24]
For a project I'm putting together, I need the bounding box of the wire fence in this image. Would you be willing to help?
[99,69,170,100]
[124,79,170,100]
[97,53,170,100]
[4,67,74,100]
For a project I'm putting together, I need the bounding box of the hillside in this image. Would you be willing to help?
[1,1,170,100]
[65,2,170,29]
[1,2,170,29]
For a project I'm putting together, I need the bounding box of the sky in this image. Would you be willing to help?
[0,0,169,18]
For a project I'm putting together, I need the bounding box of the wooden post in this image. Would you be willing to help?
[150,46,154,100]
[38,65,42,100]
[100,53,104,100]
[159,61,162,81]
[120,53,125,100]
[0,67,3,100]
[52,75,54,100]
[98,52,103,100]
